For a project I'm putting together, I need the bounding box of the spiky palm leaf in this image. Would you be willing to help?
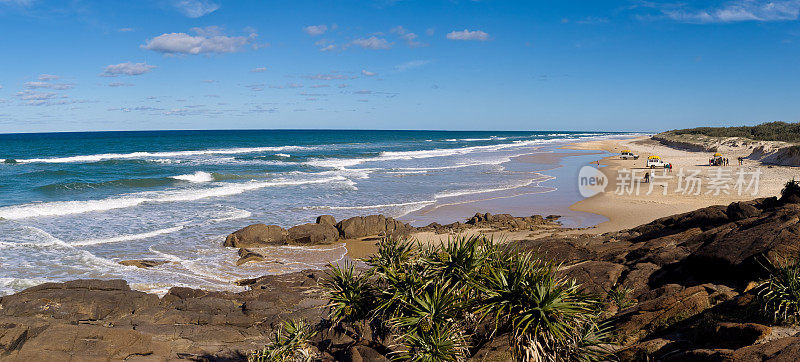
[392,323,469,362]
[322,260,376,324]
[757,253,800,323]
[475,252,605,362]
[249,319,318,362]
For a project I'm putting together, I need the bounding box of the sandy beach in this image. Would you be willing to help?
[345,135,800,258]
[567,136,800,233]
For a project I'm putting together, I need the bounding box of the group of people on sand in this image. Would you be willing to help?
[710,157,732,166]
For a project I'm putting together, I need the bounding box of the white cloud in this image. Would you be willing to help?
[38,74,60,81]
[320,44,336,52]
[446,29,490,41]
[655,0,800,23]
[304,25,328,36]
[362,70,377,76]
[173,0,219,18]
[304,72,354,80]
[15,90,73,106]
[142,27,257,55]
[0,0,34,6]
[108,82,134,87]
[118,27,134,32]
[250,67,268,73]
[391,26,426,47]
[352,36,392,49]
[395,60,430,71]
[102,62,156,77]
[24,81,74,90]
[270,83,304,89]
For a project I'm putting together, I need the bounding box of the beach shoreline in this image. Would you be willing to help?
[564,136,800,233]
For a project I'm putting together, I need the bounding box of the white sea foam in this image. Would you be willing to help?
[13,146,309,164]
[209,208,253,222]
[275,153,291,157]
[433,179,540,199]
[70,225,185,246]
[170,171,215,183]
[0,176,347,220]
[304,138,566,170]
[303,200,435,211]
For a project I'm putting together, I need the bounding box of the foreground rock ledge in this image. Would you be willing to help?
[0,273,327,361]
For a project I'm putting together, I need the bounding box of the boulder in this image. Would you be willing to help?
[316,215,336,226]
[287,223,339,244]
[726,201,762,220]
[235,248,265,266]
[336,215,412,239]
[223,224,287,248]
[118,260,170,268]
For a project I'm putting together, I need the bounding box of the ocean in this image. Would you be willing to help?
[0,129,621,295]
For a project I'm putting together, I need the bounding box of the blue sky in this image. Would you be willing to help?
[0,0,798,133]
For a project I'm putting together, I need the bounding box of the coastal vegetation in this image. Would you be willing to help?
[664,121,800,143]
[322,236,610,361]
[249,319,318,362]
[757,254,800,324]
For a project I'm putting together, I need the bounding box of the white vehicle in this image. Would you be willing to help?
[620,149,639,160]
[646,155,667,168]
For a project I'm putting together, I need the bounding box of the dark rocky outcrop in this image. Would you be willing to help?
[0,273,330,360]
[316,215,336,226]
[466,212,549,230]
[223,224,287,248]
[288,223,339,244]
[335,215,412,239]
[511,197,800,360]
[118,259,170,268]
[235,248,265,266]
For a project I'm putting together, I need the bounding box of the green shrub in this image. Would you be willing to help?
[608,285,635,309]
[249,319,318,362]
[780,179,800,202]
[757,254,800,324]
[475,252,607,361]
[319,235,611,362]
[667,121,800,143]
[322,260,377,325]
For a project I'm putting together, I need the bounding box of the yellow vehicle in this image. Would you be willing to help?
[711,152,723,166]
[620,149,639,160]
[646,155,667,168]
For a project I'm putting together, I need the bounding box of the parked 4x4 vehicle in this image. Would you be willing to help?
[620,150,639,160]
[646,155,667,168]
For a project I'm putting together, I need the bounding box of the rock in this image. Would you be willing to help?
[287,223,339,244]
[559,261,624,295]
[316,215,336,226]
[612,284,737,345]
[336,215,412,239]
[0,272,326,360]
[726,201,762,220]
[235,248,265,266]
[223,224,287,248]
[118,260,170,268]
[731,336,800,361]
[707,322,772,349]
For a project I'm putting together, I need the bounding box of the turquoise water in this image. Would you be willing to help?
[0,130,620,295]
